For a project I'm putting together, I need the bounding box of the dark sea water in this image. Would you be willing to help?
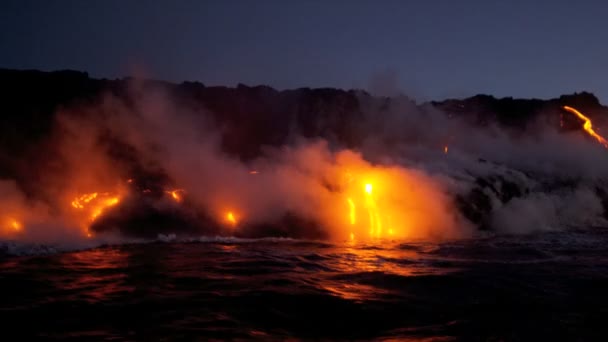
[2,230,608,341]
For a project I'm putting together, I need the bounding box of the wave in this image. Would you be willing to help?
[3,226,608,260]
[0,233,336,257]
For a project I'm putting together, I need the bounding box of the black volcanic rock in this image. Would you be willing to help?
[456,172,531,230]
[431,91,608,132]
[2,68,606,171]
[90,191,219,238]
[2,68,608,235]
[235,212,327,240]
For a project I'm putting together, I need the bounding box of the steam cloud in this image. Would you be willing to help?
[2,79,608,247]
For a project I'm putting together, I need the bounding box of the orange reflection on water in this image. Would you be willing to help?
[333,243,421,275]
[321,282,389,301]
[55,248,134,303]
[317,241,452,302]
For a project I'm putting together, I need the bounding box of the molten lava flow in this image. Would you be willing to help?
[347,198,356,225]
[90,196,120,221]
[70,191,123,236]
[347,197,357,241]
[343,178,387,239]
[563,106,608,149]
[71,192,121,221]
[364,183,383,237]
[333,156,447,241]
[71,192,99,209]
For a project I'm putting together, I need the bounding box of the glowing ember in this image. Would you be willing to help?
[444,145,448,154]
[563,106,608,149]
[249,170,259,175]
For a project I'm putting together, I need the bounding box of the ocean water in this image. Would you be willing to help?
[1,230,608,341]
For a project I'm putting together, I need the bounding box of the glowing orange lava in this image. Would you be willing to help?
[339,177,396,240]
[70,191,122,236]
[71,192,99,209]
[225,211,238,226]
[329,151,458,242]
[165,189,185,203]
[10,219,21,231]
[90,196,120,221]
[563,106,608,149]
[444,145,448,154]
[1,217,22,234]
[346,198,356,225]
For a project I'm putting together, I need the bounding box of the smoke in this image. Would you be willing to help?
[2,79,608,246]
[0,180,86,244]
[106,84,467,240]
[491,186,605,234]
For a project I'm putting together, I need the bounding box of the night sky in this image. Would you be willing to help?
[2,0,608,101]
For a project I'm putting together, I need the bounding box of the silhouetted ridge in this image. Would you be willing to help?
[2,68,608,235]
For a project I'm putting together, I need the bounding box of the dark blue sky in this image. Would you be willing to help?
[2,0,608,101]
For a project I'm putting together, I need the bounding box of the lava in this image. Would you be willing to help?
[225,211,237,226]
[364,182,383,237]
[326,148,464,242]
[71,192,99,209]
[11,219,21,231]
[90,196,120,221]
[2,218,22,233]
[70,191,123,236]
[165,189,185,203]
[337,167,407,240]
[563,105,608,149]
[347,198,356,225]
